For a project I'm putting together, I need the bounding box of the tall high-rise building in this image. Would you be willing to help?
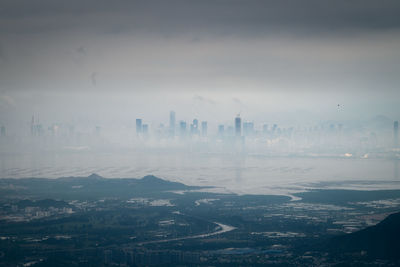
[169,111,175,132]
[218,125,224,136]
[36,124,43,136]
[262,124,268,134]
[31,115,34,136]
[235,115,241,137]
[179,121,187,136]
[136,119,142,134]
[243,122,254,136]
[201,121,207,136]
[394,121,399,147]
[190,119,199,135]
[193,119,198,129]
[142,124,149,135]
[0,125,5,137]
[51,124,59,136]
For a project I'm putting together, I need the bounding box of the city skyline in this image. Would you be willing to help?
[2,110,398,137]
[1,110,398,159]
[1,2,400,265]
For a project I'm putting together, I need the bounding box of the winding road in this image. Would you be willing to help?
[138,222,236,245]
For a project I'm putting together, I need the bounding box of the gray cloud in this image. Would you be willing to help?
[91,72,97,87]
[0,0,400,37]
[0,0,399,123]
[76,46,86,55]
[0,43,7,62]
[193,95,216,105]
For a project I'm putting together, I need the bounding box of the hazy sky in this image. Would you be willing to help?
[1,0,400,129]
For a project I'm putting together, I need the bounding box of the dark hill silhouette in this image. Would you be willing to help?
[0,175,201,200]
[86,173,103,180]
[137,175,187,190]
[328,212,400,259]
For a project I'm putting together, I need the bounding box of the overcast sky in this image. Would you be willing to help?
[1,0,400,129]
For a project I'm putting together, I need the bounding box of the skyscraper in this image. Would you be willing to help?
[235,115,241,137]
[272,124,277,133]
[142,124,149,136]
[243,122,254,136]
[263,124,268,134]
[218,125,224,136]
[190,119,200,136]
[201,121,207,137]
[136,119,142,135]
[193,119,198,129]
[394,121,399,147]
[31,115,34,136]
[179,121,187,137]
[0,126,5,137]
[169,111,175,135]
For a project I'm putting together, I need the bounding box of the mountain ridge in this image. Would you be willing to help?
[327,211,400,259]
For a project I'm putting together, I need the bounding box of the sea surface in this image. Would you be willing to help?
[1,151,399,196]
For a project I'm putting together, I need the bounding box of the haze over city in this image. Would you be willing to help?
[1,1,400,266]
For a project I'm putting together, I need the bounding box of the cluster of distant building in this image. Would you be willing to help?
[0,113,399,155]
[136,111,209,139]
[135,111,286,141]
[133,111,400,149]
